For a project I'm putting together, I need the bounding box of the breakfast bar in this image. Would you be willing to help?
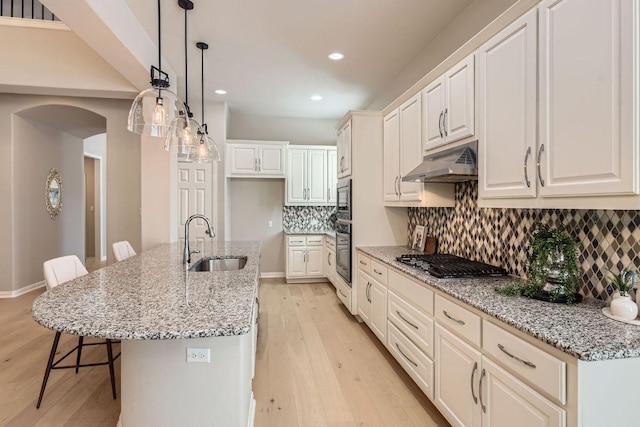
[31,241,261,427]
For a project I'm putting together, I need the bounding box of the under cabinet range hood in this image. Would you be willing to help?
[402,140,478,183]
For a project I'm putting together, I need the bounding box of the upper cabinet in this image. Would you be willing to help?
[478,9,538,199]
[286,145,336,206]
[226,140,288,178]
[537,0,638,198]
[337,120,352,178]
[327,149,337,205]
[423,54,475,153]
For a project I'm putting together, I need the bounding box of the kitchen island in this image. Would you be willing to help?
[32,241,261,427]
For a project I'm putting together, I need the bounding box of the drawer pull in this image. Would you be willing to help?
[470,361,478,404]
[359,260,367,265]
[373,269,383,275]
[339,289,347,298]
[479,368,486,413]
[395,343,418,367]
[443,310,466,325]
[498,344,537,368]
[396,310,419,330]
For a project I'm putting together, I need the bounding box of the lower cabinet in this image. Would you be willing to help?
[285,235,324,282]
[388,322,435,400]
[356,256,387,344]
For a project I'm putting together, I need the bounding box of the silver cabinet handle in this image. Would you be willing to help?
[443,108,448,136]
[537,144,545,187]
[259,158,262,172]
[395,343,418,367]
[340,156,344,172]
[359,260,367,266]
[255,297,260,326]
[470,361,478,404]
[373,268,383,276]
[327,252,331,266]
[396,310,419,330]
[479,368,486,413]
[396,175,401,196]
[524,146,531,188]
[366,282,371,302]
[498,344,537,368]
[339,288,347,298]
[328,188,331,200]
[394,176,399,196]
[443,310,465,325]
[438,111,444,138]
[254,158,258,172]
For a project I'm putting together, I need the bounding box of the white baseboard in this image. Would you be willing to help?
[259,272,286,279]
[0,280,45,298]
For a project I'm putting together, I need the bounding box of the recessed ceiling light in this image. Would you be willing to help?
[310,95,323,101]
[328,52,344,61]
[214,89,227,95]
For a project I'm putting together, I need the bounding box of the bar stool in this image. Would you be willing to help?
[36,255,119,408]
[112,240,136,262]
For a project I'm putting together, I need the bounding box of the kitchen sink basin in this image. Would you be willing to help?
[189,256,247,272]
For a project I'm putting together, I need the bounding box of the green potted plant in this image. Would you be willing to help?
[608,268,638,320]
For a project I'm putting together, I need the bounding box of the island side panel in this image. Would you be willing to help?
[120,334,253,427]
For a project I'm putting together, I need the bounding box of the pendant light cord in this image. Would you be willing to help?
[184,7,189,108]
[201,45,205,127]
[157,0,162,96]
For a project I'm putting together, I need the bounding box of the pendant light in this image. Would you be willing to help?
[127,0,184,137]
[165,0,201,156]
[188,42,221,163]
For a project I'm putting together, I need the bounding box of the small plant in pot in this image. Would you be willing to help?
[607,268,638,320]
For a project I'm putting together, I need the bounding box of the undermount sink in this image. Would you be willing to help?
[189,256,247,272]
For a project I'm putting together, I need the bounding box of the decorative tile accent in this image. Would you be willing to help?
[408,181,640,300]
[283,206,335,232]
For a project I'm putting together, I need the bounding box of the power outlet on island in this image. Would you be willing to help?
[186,348,211,363]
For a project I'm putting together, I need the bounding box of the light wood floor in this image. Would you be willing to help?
[1,280,449,427]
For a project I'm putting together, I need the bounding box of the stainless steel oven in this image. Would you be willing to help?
[336,178,351,221]
[335,220,351,285]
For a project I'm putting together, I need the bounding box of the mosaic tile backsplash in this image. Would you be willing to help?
[283,206,335,232]
[408,181,640,301]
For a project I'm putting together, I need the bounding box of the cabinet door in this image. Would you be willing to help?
[383,109,401,202]
[327,149,337,205]
[306,246,324,276]
[228,145,258,176]
[399,93,423,202]
[336,129,344,179]
[478,9,537,199]
[326,248,336,285]
[287,247,307,277]
[307,149,327,204]
[338,120,352,178]
[445,54,475,144]
[539,0,638,197]
[286,149,307,204]
[435,324,482,427]
[482,357,565,427]
[259,146,285,176]
[369,279,387,343]
[423,77,446,151]
[357,271,371,325]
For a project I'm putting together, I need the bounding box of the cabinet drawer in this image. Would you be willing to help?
[370,260,388,285]
[325,237,336,251]
[388,322,434,401]
[306,235,324,246]
[287,236,306,246]
[336,278,351,310]
[388,270,434,315]
[483,321,566,404]
[434,295,481,347]
[357,253,371,274]
[388,291,434,358]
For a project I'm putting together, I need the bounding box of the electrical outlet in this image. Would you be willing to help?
[267,220,273,228]
[186,348,211,363]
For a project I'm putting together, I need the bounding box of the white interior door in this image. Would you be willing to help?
[178,162,214,251]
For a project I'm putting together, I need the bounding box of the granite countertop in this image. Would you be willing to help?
[358,246,640,362]
[284,228,336,238]
[32,241,261,340]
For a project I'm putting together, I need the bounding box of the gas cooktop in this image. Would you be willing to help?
[395,254,507,279]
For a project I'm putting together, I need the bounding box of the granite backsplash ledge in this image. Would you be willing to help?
[408,181,640,300]
[283,206,335,232]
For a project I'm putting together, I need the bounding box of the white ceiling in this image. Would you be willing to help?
[124,0,474,120]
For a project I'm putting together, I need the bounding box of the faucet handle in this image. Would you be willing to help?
[190,249,200,255]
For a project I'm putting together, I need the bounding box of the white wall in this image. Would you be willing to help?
[84,133,107,260]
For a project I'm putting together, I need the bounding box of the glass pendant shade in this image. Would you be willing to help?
[165,114,201,155]
[189,131,221,163]
[127,86,183,137]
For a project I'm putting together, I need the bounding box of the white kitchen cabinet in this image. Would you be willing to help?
[286,146,335,205]
[383,97,455,207]
[435,323,483,427]
[478,9,538,199]
[423,54,475,152]
[327,149,337,205]
[227,140,287,178]
[537,0,638,198]
[357,272,387,344]
[325,242,336,287]
[285,235,325,282]
[337,120,352,178]
[357,271,371,325]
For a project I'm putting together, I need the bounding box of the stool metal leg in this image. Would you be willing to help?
[75,336,84,374]
[36,331,61,409]
[106,339,117,399]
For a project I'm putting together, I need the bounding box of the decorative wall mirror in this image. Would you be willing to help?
[46,168,62,219]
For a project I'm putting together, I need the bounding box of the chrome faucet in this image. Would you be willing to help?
[183,214,215,265]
